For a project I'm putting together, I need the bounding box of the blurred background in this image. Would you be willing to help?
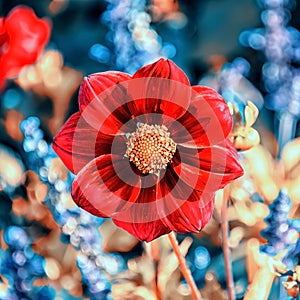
[0,0,300,299]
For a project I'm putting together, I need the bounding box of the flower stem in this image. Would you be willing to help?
[151,239,161,300]
[221,186,236,300]
[144,241,161,300]
[168,232,202,300]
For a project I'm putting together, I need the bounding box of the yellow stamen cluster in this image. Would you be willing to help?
[126,123,176,175]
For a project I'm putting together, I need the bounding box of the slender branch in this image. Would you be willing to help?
[168,232,202,300]
[221,186,236,300]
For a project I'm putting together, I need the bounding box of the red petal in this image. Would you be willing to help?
[112,174,172,242]
[78,73,133,135]
[161,194,215,233]
[133,58,190,84]
[197,140,244,188]
[170,86,232,147]
[0,17,5,33]
[192,86,233,139]
[168,111,210,147]
[0,6,51,78]
[0,17,7,47]
[127,59,191,119]
[72,154,141,218]
[52,112,127,174]
[156,168,215,232]
[113,166,214,240]
[172,140,244,192]
[113,218,171,242]
[79,71,131,111]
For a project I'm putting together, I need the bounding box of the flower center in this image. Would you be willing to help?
[126,123,176,175]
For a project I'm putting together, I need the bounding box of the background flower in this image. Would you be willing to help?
[0,6,51,88]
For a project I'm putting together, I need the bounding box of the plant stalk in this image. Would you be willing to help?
[221,186,236,300]
[168,232,202,300]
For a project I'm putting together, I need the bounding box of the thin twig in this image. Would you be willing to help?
[221,186,236,300]
[168,232,202,300]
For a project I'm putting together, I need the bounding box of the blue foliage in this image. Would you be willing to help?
[0,226,55,300]
[100,0,167,73]
[240,0,300,152]
[261,190,299,267]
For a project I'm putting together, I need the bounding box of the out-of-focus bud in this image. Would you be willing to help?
[229,101,260,151]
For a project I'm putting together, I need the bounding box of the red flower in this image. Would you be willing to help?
[53,59,244,242]
[0,6,51,87]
